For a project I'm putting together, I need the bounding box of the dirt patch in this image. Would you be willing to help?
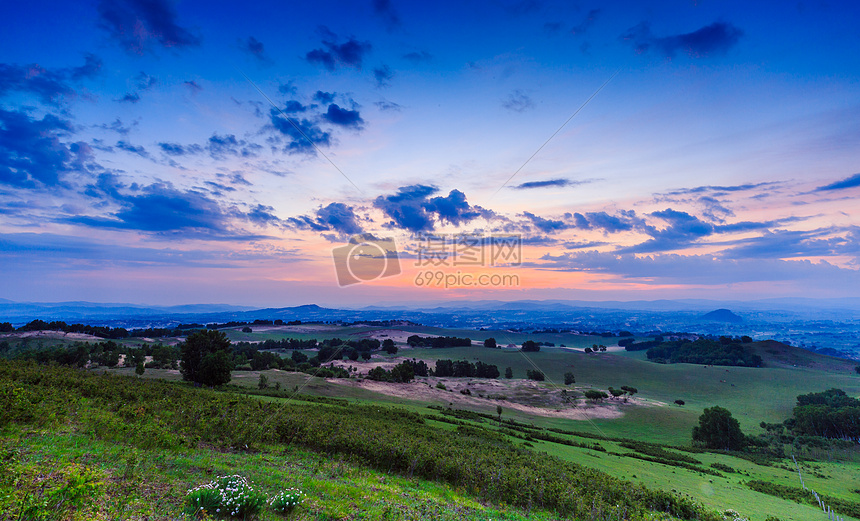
[0,330,104,342]
[326,376,649,421]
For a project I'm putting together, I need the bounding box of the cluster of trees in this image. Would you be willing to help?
[646,338,762,367]
[6,319,130,339]
[406,335,471,348]
[367,360,423,383]
[790,389,860,439]
[433,359,499,378]
[584,344,607,353]
[526,369,545,381]
[620,336,664,351]
[521,340,540,352]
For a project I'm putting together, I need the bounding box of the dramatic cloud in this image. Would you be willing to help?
[373,0,401,30]
[0,109,89,188]
[115,140,149,158]
[306,29,372,70]
[322,104,364,128]
[374,184,438,233]
[313,91,336,104]
[97,0,201,54]
[373,185,487,233]
[281,100,307,113]
[269,110,332,154]
[502,90,535,112]
[157,142,202,156]
[70,182,266,240]
[424,189,488,226]
[373,65,394,87]
[816,173,860,191]
[315,202,364,236]
[0,54,102,106]
[206,133,261,159]
[623,21,743,58]
[522,211,572,233]
[720,228,860,260]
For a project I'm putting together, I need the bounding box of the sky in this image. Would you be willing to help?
[0,0,859,307]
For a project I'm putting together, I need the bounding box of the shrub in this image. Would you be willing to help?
[186,475,266,518]
[435,382,447,390]
[526,369,544,381]
[270,488,305,514]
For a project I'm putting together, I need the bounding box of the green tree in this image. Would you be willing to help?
[504,367,513,379]
[383,338,398,354]
[584,389,608,401]
[496,404,503,423]
[180,330,233,387]
[564,372,575,385]
[484,337,497,349]
[135,362,145,376]
[521,340,540,352]
[692,406,745,450]
[258,374,269,389]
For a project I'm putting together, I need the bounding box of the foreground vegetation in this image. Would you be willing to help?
[1,360,722,520]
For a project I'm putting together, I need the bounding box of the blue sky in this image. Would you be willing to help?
[0,0,859,306]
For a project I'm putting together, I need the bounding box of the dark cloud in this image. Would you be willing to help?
[373,65,394,87]
[313,90,336,104]
[816,173,860,191]
[306,29,372,70]
[373,0,401,30]
[0,54,102,106]
[70,182,266,240]
[184,80,202,93]
[97,0,201,54]
[0,108,84,188]
[664,182,775,196]
[582,211,637,233]
[157,142,201,156]
[522,211,571,234]
[622,21,743,58]
[570,9,600,36]
[96,118,135,136]
[322,104,364,128]
[240,36,269,62]
[117,92,140,103]
[402,51,432,63]
[269,110,332,154]
[281,100,307,113]
[115,140,149,158]
[502,90,535,112]
[375,100,402,111]
[246,204,281,226]
[424,189,490,226]
[206,133,261,159]
[315,202,364,236]
[513,179,574,189]
[374,184,438,233]
[135,71,157,90]
[719,228,860,260]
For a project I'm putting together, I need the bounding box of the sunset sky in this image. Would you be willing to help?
[1,0,859,306]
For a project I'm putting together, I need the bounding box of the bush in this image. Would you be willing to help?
[526,370,544,381]
[584,389,608,401]
[186,475,266,518]
[564,372,575,385]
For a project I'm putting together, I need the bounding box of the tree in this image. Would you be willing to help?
[484,337,497,349]
[258,374,269,389]
[521,340,540,352]
[135,362,145,376]
[242,326,253,333]
[692,406,745,450]
[584,389,608,401]
[584,347,593,354]
[504,367,513,379]
[564,372,575,385]
[496,404,503,423]
[180,330,233,387]
[621,386,638,397]
[608,387,625,399]
[855,365,860,375]
[383,338,398,354]
[675,399,685,406]
[526,369,545,381]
